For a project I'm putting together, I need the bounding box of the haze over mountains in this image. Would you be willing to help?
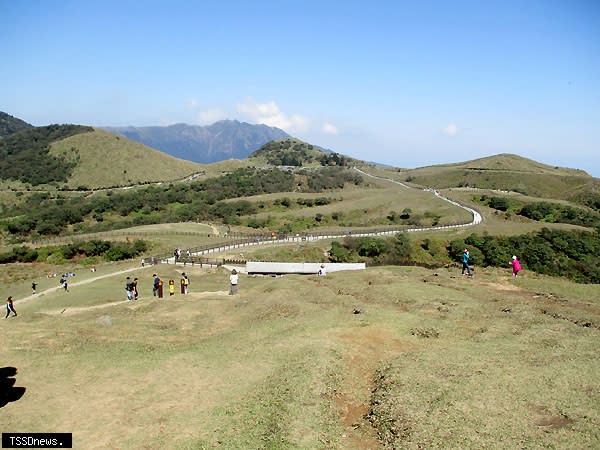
[104,120,290,163]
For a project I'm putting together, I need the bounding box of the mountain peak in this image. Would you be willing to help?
[104,120,290,163]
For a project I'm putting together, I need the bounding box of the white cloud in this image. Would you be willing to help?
[197,108,226,125]
[187,98,199,108]
[237,99,310,133]
[322,122,338,135]
[442,124,459,136]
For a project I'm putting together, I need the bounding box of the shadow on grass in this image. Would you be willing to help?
[0,367,26,408]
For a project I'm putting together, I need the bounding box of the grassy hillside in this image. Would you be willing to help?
[2,261,598,449]
[49,129,203,189]
[369,154,599,202]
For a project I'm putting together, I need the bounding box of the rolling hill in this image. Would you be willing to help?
[104,120,290,163]
[0,111,34,137]
[380,153,600,205]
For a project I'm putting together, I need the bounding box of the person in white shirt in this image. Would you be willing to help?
[229,269,239,295]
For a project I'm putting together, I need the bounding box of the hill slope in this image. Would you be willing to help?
[0,111,34,137]
[49,128,203,189]
[105,120,290,163]
[396,153,599,203]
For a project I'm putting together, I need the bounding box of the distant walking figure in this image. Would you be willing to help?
[31,281,37,295]
[60,278,69,292]
[510,255,522,277]
[133,277,139,300]
[462,248,472,277]
[318,264,327,276]
[153,274,161,297]
[229,269,238,295]
[5,296,17,318]
[181,272,190,294]
[125,276,134,301]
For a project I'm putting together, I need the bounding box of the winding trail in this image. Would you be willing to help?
[19,167,483,309]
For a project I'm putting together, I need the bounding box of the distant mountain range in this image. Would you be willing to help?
[104,120,290,163]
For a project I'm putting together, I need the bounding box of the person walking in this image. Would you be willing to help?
[152,274,161,297]
[510,255,522,277]
[181,272,190,294]
[133,277,139,300]
[229,269,239,295]
[461,248,472,277]
[5,296,17,318]
[318,264,327,276]
[31,281,37,295]
[125,277,134,301]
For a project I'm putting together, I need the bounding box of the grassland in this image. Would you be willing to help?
[47,129,203,189]
[2,257,599,449]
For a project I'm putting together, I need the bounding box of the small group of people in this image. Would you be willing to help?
[461,248,523,278]
[125,276,139,301]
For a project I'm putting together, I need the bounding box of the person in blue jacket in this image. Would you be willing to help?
[461,248,472,277]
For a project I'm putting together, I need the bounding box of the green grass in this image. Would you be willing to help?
[48,129,203,189]
[2,258,599,449]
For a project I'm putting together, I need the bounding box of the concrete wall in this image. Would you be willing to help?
[246,262,366,274]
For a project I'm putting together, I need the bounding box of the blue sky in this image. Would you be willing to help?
[2,0,599,175]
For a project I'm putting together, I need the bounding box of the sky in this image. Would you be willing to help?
[2,0,599,175]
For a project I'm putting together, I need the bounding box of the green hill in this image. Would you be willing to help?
[250,138,352,167]
[50,128,203,189]
[395,153,599,205]
[0,111,34,137]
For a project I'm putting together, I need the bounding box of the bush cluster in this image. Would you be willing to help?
[0,239,148,264]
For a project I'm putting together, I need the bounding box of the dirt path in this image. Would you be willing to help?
[18,266,147,305]
[39,290,230,315]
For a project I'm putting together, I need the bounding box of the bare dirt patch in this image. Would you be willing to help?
[335,327,413,449]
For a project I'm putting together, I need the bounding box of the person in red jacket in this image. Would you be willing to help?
[510,255,522,277]
[5,296,17,318]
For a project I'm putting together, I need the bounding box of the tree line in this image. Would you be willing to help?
[0,239,148,264]
[1,167,362,238]
[329,228,600,284]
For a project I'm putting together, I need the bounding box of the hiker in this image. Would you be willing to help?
[510,255,522,277]
[31,281,37,295]
[125,277,134,301]
[5,296,17,318]
[61,278,69,292]
[229,269,238,295]
[181,272,190,294]
[461,248,472,277]
[318,264,327,276]
[152,274,161,297]
[133,277,139,300]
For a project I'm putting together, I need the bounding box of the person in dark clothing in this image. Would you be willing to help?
[133,277,139,300]
[5,296,17,318]
[125,277,134,301]
[31,281,37,294]
[152,274,161,297]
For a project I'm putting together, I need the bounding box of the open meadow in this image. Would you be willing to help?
[2,258,599,449]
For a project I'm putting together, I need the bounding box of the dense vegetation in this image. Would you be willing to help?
[0,124,93,185]
[329,228,600,283]
[0,239,148,264]
[251,138,351,167]
[477,194,600,229]
[0,111,34,137]
[1,167,363,238]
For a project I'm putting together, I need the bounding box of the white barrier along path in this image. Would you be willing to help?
[164,168,482,264]
[352,167,482,226]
